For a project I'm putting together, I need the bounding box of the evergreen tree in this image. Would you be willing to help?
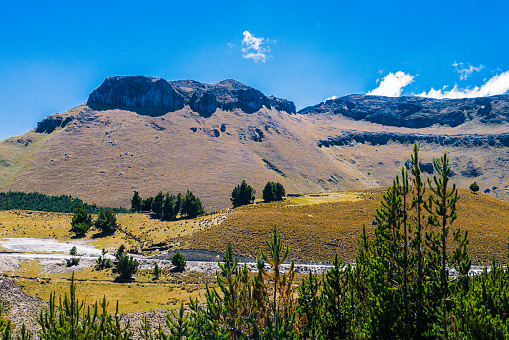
[171,252,186,272]
[94,208,118,235]
[131,191,142,212]
[70,204,92,237]
[231,180,255,207]
[152,192,164,217]
[263,181,275,202]
[180,190,204,218]
[469,181,480,193]
[141,197,154,212]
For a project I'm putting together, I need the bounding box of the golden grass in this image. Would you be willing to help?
[184,189,509,265]
[6,261,215,314]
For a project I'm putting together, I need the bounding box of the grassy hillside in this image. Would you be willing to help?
[183,189,509,265]
[1,103,509,211]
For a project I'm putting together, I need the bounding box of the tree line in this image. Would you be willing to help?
[0,191,129,214]
[131,190,204,219]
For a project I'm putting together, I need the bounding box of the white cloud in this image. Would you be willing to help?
[325,96,338,101]
[242,31,270,62]
[367,71,414,97]
[453,62,484,80]
[417,71,509,99]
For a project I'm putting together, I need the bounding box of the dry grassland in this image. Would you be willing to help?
[5,261,216,314]
[184,189,509,265]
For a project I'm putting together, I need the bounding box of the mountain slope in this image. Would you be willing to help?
[1,76,509,210]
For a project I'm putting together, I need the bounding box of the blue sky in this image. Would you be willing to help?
[1,0,509,139]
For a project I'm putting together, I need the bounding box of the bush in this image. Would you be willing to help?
[171,252,186,272]
[153,262,161,280]
[94,208,118,235]
[70,204,92,237]
[66,246,80,267]
[262,181,285,202]
[114,245,139,279]
[231,180,255,207]
[470,181,480,193]
[96,248,113,270]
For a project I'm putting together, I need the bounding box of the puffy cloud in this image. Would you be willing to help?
[453,62,484,80]
[417,71,509,99]
[242,31,269,62]
[367,71,414,97]
[325,95,338,101]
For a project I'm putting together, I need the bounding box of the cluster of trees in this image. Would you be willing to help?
[0,191,128,214]
[131,190,204,219]
[70,204,119,237]
[231,180,285,207]
[3,145,509,339]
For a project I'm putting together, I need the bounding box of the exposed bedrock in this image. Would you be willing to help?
[300,94,509,128]
[318,130,509,148]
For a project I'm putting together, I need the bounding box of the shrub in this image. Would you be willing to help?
[231,180,255,207]
[153,262,161,280]
[94,208,118,235]
[66,246,80,267]
[171,252,186,272]
[96,248,113,270]
[114,245,139,280]
[470,181,480,193]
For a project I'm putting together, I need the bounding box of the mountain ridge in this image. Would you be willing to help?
[1,75,509,210]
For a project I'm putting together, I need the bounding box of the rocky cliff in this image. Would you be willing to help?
[299,94,509,128]
[87,76,296,117]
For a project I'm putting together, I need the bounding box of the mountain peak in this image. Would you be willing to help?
[87,75,296,117]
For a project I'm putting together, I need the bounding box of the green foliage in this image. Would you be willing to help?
[114,245,139,280]
[263,181,285,202]
[38,273,132,339]
[162,193,181,221]
[94,208,118,235]
[171,252,186,272]
[231,180,255,207]
[0,191,128,214]
[0,303,12,340]
[470,181,480,193]
[96,249,113,270]
[66,246,80,267]
[131,191,142,212]
[180,191,204,218]
[141,197,154,212]
[152,192,165,217]
[153,262,161,280]
[70,204,92,237]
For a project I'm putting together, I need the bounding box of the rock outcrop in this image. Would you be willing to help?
[300,94,509,128]
[35,114,74,133]
[87,76,185,113]
[318,130,509,148]
[87,76,296,117]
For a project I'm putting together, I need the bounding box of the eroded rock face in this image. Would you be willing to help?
[300,94,509,128]
[35,115,74,133]
[318,130,509,148]
[87,76,296,117]
[88,76,185,112]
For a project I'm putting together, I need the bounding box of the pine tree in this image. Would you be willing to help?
[425,152,470,339]
[70,204,92,237]
[180,190,204,218]
[94,208,118,235]
[131,191,142,212]
[152,192,164,217]
[231,180,255,207]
